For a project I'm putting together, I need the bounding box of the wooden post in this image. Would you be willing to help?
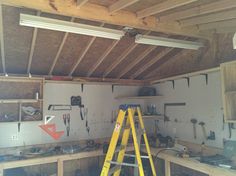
[57,159,63,176]
[165,160,171,176]
[0,166,3,176]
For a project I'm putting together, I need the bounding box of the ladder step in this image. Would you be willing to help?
[124,125,130,130]
[108,165,121,176]
[124,154,149,159]
[108,161,139,167]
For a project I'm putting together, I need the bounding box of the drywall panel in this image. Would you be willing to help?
[0,83,145,148]
[147,71,236,148]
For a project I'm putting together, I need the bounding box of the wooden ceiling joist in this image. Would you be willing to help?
[130,48,174,79]
[180,8,236,27]
[159,0,236,22]
[136,0,199,19]
[198,18,236,31]
[27,11,40,74]
[117,45,156,79]
[109,0,140,14]
[0,0,208,39]
[86,40,119,77]
[49,17,75,75]
[77,0,89,8]
[0,5,6,73]
[103,43,138,77]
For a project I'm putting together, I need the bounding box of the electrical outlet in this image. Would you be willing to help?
[11,134,19,140]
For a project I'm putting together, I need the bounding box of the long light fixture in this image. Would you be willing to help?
[19,14,125,40]
[233,33,236,49]
[135,34,204,50]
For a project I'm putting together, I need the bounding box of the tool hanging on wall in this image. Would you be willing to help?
[63,114,70,137]
[71,96,85,120]
[84,108,90,134]
[48,104,72,111]
[191,118,198,139]
[199,122,207,140]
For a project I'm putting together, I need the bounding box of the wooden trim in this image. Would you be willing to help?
[49,17,75,75]
[0,5,5,73]
[86,40,119,77]
[77,0,89,7]
[159,0,236,22]
[136,0,198,19]
[27,11,41,74]
[130,48,173,79]
[117,46,156,78]
[165,160,171,176]
[149,67,220,84]
[0,0,208,39]
[180,9,236,27]
[57,159,63,176]
[109,0,140,14]
[103,43,138,77]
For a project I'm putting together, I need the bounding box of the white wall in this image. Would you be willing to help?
[0,83,144,148]
[147,72,236,148]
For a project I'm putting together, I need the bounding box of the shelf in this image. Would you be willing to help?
[115,95,162,100]
[0,99,43,103]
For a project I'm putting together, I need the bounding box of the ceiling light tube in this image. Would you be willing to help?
[20,14,125,40]
[135,34,204,50]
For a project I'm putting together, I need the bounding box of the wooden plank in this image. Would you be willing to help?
[103,43,138,77]
[117,46,156,78]
[86,40,119,77]
[48,17,75,75]
[0,0,208,39]
[27,11,41,74]
[180,9,236,27]
[136,0,199,19]
[130,48,173,79]
[198,18,236,31]
[109,0,140,14]
[0,5,5,73]
[77,0,89,7]
[57,159,63,176]
[159,0,236,22]
[165,160,171,176]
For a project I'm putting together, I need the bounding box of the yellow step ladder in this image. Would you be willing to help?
[100,104,157,176]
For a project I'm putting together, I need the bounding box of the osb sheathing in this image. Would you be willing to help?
[3,6,34,73]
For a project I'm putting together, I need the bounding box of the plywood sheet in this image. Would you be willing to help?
[3,6,34,74]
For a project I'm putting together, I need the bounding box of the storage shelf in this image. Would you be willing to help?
[115,95,162,99]
[0,99,43,103]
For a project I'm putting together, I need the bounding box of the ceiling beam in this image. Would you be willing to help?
[136,0,199,19]
[109,0,140,14]
[86,40,119,77]
[1,0,208,39]
[103,43,138,77]
[49,17,75,75]
[77,0,89,8]
[180,9,236,27]
[27,11,40,74]
[117,45,156,78]
[130,48,174,79]
[0,5,6,73]
[198,18,236,31]
[159,0,236,22]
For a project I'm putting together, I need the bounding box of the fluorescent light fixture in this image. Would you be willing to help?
[135,34,204,50]
[20,14,125,40]
[233,32,236,49]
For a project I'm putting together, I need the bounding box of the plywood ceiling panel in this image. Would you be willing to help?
[3,6,34,74]
[88,0,118,7]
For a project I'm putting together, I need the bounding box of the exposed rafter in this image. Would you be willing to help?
[130,48,174,79]
[136,0,199,19]
[109,0,140,14]
[49,17,75,75]
[86,40,119,77]
[77,0,89,8]
[0,5,6,73]
[117,46,156,79]
[159,0,236,22]
[180,9,236,27]
[27,11,41,74]
[1,0,208,39]
[103,43,138,77]
[198,18,236,31]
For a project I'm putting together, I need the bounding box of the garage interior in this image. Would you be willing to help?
[0,0,236,176]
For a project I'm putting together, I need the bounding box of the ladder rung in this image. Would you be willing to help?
[124,125,130,129]
[108,161,139,167]
[108,165,121,176]
[124,154,149,159]
[115,145,125,152]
